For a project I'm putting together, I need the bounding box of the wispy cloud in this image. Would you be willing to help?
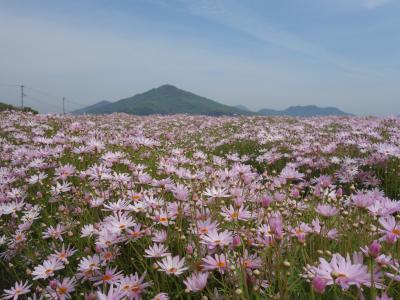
[169,0,383,77]
[361,0,393,9]
[0,10,296,112]
[0,0,397,116]
[329,0,395,10]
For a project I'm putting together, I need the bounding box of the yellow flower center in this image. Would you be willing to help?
[295,228,303,234]
[168,267,177,273]
[392,228,400,235]
[231,212,238,219]
[102,274,112,281]
[217,261,226,268]
[132,195,141,201]
[103,252,112,260]
[131,285,141,292]
[57,287,68,295]
[131,231,141,237]
[200,228,208,234]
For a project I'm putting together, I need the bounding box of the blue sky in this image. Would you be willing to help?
[0,0,399,115]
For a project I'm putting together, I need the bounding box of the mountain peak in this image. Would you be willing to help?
[156,84,178,90]
[74,85,252,116]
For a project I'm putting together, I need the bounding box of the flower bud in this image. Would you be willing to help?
[290,188,300,198]
[261,195,273,207]
[368,240,381,258]
[232,235,241,247]
[312,277,327,294]
[49,279,57,290]
[186,244,194,254]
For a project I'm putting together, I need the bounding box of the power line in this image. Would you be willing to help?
[64,98,87,108]
[0,84,20,87]
[24,85,60,100]
[24,86,87,109]
[0,83,90,112]
[24,93,62,110]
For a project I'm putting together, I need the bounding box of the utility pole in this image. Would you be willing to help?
[62,97,66,115]
[20,85,24,109]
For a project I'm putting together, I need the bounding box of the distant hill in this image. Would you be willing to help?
[257,105,352,117]
[71,87,352,117]
[72,100,111,115]
[76,85,252,116]
[234,105,251,111]
[0,102,38,114]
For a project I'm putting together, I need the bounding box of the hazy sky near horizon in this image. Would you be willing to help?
[0,0,399,115]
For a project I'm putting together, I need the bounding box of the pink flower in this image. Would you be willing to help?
[378,216,400,244]
[290,223,312,243]
[47,277,76,300]
[144,244,171,258]
[152,293,169,300]
[96,286,124,300]
[201,230,233,250]
[183,273,208,292]
[50,244,77,263]
[279,165,304,180]
[312,253,372,290]
[240,251,262,270]
[202,254,228,274]
[32,258,64,280]
[172,184,189,201]
[42,224,65,241]
[157,256,188,276]
[3,281,31,300]
[94,267,123,286]
[376,293,393,300]
[195,219,219,235]
[119,272,152,299]
[220,205,252,221]
[315,204,338,217]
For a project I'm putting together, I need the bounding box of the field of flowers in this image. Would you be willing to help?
[1,111,400,299]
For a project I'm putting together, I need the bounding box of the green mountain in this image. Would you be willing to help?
[258,105,352,117]
[0,102,38,114]
[75,85,252,116]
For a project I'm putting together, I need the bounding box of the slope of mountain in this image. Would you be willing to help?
[72,100,111,115]
[234,105,251,111]
[257,108,281,116]
[258,105,352,116]
[81,85,252,116]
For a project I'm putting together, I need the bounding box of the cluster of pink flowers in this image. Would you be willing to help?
[1,111,400,299]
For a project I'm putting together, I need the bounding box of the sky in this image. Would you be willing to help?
[0,0,399,116]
